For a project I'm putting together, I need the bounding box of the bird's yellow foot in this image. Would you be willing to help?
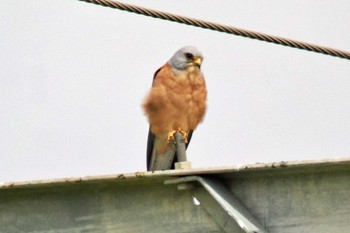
[167,130,177,144]
[177,128,188,144]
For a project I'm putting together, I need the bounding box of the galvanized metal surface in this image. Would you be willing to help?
[1,157,350,233]
[0,178,221,233]
[166,176,269,233]
[2,157,350,189]
[224,164,350,233]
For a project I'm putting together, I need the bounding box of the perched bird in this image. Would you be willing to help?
[143,46,207,171]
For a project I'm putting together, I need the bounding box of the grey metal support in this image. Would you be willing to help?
[174,132,192,169]
[175,132,187,162]
[149,131,189,171]
[2,158,350,232]
[165,176,269,233]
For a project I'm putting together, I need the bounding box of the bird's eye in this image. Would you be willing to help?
[184,53,194,60]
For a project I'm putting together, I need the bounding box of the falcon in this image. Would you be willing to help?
[143,46,207,171]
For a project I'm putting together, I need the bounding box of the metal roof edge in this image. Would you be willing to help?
[1,156,350,189]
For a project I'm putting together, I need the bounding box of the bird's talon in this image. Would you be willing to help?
[178,128,188,144]
[167,130,177,144]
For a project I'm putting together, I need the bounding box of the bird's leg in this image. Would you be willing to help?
[167,130,177,144]
[177,128,188,144]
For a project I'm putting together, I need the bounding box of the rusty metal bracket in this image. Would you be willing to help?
[165,176,269,233]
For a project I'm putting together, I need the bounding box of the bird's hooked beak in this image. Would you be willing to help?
[193,57,202,68]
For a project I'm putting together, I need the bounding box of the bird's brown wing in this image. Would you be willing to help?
[146,125,155,170]
[146,67,161,170]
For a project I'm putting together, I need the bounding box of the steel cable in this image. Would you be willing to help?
[79,0,350,61]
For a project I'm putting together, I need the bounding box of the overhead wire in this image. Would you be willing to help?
[79,0,350,61]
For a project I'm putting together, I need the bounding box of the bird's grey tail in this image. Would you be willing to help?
[148,141,176,172]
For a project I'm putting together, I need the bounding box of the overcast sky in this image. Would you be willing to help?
[1,0,350,182]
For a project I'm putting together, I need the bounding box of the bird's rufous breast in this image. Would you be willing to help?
[143,64,207,136]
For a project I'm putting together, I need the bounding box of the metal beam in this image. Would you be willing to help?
[165,176,268,233]
[1,157,350,232]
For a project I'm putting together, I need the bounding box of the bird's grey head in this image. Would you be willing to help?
[168,46,204,71]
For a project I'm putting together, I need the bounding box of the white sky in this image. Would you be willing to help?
[1,0,350,182]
